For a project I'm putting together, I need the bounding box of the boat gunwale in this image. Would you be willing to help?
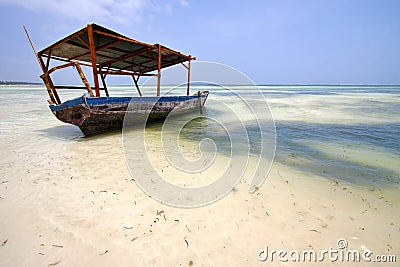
[49,92,209,112]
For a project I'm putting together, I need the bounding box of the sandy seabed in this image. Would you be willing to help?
[0,132,398,266]
[0,86,399,266]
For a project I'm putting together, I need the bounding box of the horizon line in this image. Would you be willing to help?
[2,81,400,87]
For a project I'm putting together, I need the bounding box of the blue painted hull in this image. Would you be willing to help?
[49,92,209,136]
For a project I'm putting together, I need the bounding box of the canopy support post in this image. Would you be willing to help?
[74,62,94,97]
[197,90,203,114]
[45,50,51,72]
[157,44,161,96]
[42,75,60,104]
[186,58,191,96]
[132,75,142,96]
[99,67,109,97]
[99,73,109,97]
[39,55,61,104]
[87,24,100,97]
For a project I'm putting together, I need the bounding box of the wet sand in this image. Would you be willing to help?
[0,86,399,266]
[0,132,398,266]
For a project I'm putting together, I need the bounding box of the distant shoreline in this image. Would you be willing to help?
[0,81,41,85]
[1,81,399,87]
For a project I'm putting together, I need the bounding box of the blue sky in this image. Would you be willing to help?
[0,0,399,84]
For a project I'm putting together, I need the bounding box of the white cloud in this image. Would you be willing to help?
[179,0,190,7]
[0,0,189,24]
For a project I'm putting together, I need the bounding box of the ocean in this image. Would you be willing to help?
[1,84,399,188]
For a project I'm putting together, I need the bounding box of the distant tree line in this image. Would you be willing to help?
[0,81,41,85]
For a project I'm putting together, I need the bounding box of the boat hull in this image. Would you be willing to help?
[49,92,208,136]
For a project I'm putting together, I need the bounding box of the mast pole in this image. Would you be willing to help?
[23,25,60,104]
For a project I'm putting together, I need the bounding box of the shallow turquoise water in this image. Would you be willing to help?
[177,85,400,187]
[1,84,399,188]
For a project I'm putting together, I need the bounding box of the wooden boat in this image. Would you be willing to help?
[24,24,208,136]
[50,94,208,136]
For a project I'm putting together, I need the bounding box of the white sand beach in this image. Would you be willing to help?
[0,85,399,266]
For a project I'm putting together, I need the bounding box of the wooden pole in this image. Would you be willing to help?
[157,44,161,96]
[40,62,75,76]
[41,76,57,104]
[39,56,61,104]
[23,25,60,104]
[41,61,61,104]
[74,63,94,97]
[45,50,51,71]
[132,75,142,96]
[87,24,100,97]
[186,59,191,96]
[99,68,109,97]
[198,91,203,114]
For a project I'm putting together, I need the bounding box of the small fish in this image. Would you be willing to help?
[1,239,7,246]
[52,244,63,248]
